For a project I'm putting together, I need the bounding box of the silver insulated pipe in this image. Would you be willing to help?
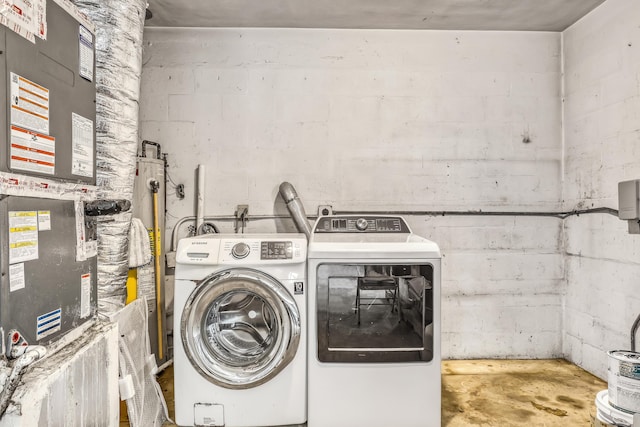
[279,182,312,239]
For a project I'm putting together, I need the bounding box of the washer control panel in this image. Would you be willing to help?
[176,235,306,265]
[228,241,295,259]
[220,238,305,263]
[260,241,294,260]
[314,215,411,233]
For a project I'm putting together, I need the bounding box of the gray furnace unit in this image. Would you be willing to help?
[0,0,97,350]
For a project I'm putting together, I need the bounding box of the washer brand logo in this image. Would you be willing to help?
[191,242,207,245]
[294,282,304,295]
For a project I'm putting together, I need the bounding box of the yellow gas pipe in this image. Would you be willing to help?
[151,180,163,360]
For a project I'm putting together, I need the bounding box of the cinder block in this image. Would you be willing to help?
[141,67,195,95]
[168,94,222,122]
[194,69,249,94]
[436,96,486,123]
[139,94,168,121]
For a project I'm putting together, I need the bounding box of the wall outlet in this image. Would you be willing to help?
[618,180,640,220]
[618,180,640,234]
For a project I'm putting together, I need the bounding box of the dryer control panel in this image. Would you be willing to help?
[314,215,411,233]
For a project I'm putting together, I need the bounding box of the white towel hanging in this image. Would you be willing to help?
[129,218,152,268]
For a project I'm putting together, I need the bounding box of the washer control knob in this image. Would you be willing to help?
[231,242,250,259]
[355,218,369,231]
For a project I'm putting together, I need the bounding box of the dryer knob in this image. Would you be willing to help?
[355,217,368,231]
[231,242,250,259]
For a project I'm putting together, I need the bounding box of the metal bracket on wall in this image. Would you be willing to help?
[235,204,249,233]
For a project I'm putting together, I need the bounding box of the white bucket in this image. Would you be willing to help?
[596,389,634,426]
[608,350,640,413]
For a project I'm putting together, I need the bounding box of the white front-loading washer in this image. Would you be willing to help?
[307,215,441,427]
[174,233,307,427]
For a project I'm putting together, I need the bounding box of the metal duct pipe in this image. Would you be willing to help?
[278,182,312,239]
[631,313,640,351]
[75,0,147,314]
[196,165,205,233]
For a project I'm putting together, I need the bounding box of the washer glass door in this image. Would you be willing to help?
[181,268,300,389]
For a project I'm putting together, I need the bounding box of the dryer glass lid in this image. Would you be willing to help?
[203,290,278,364]
[316,262,435,363]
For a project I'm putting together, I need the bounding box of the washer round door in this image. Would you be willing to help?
[181,267,301,389]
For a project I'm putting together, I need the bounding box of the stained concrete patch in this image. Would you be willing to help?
[531,401,568,417]
[442,359,606,426]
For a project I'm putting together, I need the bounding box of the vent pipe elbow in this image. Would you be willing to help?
[278,182,312,239]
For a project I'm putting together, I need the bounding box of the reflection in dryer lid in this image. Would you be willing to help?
[204,290,277,365]
[316,262,434,363]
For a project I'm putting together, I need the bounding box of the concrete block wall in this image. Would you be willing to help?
[140,28,564,358]
[562,0,640,379]
[421,215,563,358]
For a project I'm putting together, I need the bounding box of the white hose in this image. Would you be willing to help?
[0,346,47,418]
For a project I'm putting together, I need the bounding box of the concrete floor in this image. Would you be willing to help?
[123,359,608,426]
[442,359,606,426]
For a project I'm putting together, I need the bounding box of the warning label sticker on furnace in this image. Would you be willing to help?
[71,113,93,177]
[35,0,46,40]
[0,0,37,43]
[9,210,38,264]
[9,262,25,292]
[79,25,93,82]
[74,200,86,261]
[10,125,55,175]
[37,210,51,231]
[10,72,49,134]
[80,273,91,318]
[36,307,61,340]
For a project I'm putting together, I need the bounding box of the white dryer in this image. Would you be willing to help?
[307,215,441,427]
[174,233,307,427]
